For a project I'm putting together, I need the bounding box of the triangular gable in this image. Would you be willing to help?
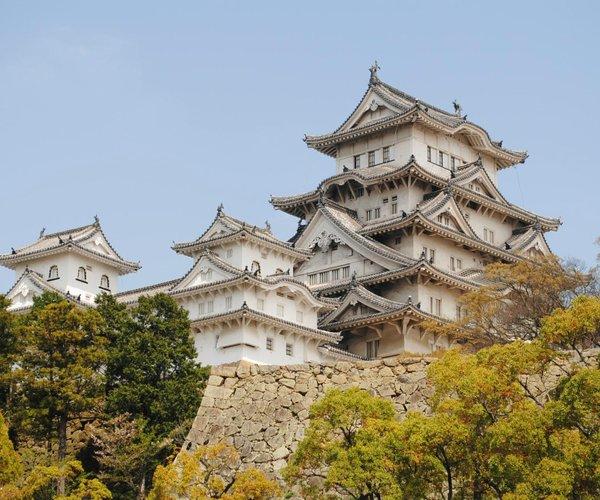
[170,254,240,292]
[6,272,48,310]
[321,285,402,326]
[453,165,508,204]
[294,209,401,272]
[336,87,407,134]
[79,229,122,260]
[419,193,476,238]
[508,229,551,257]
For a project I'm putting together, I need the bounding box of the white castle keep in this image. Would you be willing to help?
[1,66,560,365]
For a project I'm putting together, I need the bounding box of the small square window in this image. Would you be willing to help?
[382,146,390,162]
[286,343,293,356]
[368,151,376,167]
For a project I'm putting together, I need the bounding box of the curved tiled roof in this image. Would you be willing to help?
[0,219,140,274]
[190,305,341,343]
[304,76,527,168]
[271,159,560,231]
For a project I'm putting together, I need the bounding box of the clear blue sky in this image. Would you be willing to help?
[1,1,598,292]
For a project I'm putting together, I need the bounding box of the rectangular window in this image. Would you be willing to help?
[286,343,293,356]
[277,304,284,317]
[435,299,442,316]
[266,337,273,350]
[207,300,214,313]
[318,271,329,284]
[427,248,435,263]
[450,256,456,271]
[382,146,390,162]
[456,305,462,319]
[368,151,376,167]
[456,259,462,270]
[427,146,432,162]
[391,203,398,215]
[226,248,233,258]
[198,303,205,315]
[439,150,444,166]
[484,228,495,244]
[296,311,304,324]
[332,268,340,281]
[257,298,264,311]
[354,155,361,168]
[309,274,318,286]
[215,335,220,348]
[374,207,381,219]
[429,297,434,313]
[342,266,350,278]
[356,187,364,197]
[366,209,372,221]
[366,339,380,359]
[383,198,388,204]
[225,296,232,310]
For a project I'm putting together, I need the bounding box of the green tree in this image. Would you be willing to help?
[97,293,208,496]
[0,295,17,410]
[13,295,107,495]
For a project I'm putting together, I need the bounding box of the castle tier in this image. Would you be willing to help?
[0,218,139,311]
[271,65,560,358]
[116,207,339,365]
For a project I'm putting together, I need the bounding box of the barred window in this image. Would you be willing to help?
[382,146,390,162]
[100,274,110,289]
[48,265,59,280]
[77,267,87,282]
[286,343,293,356]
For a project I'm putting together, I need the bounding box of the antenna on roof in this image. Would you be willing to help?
[369,60,380,85]
[39,227,46,239]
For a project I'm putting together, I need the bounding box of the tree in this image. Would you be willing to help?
[0,296,17,410]
[540,295,600,363]
[283,387,420,499]
[423,256,591,347]
[12,295,107,495]
[148,443,280,500]
[0,411,22,488]
[97,293,209,495]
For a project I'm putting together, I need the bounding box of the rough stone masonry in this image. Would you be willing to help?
[181,350,597,478]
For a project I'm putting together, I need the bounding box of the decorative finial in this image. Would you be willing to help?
[350,271,358,286]
[369,60,381,84]
[38,227,46,239]
[452,100,462,117]
[217,203,224,214]
[265,220,272,233]
[11,247,16,255]
[409,154,416,162]
[93,215,100,225]
[407,295,413,304]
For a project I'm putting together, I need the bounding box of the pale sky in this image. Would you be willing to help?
[1,1,598,292]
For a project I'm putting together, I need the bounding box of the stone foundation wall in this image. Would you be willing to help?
[182,350,598,477]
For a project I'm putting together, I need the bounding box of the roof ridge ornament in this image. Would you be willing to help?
[217,203,224,214]
[368,60,380,85]
[38,227,46,239]
[264,220,272,233]
[452,99,462,117]
[93,215,100,226]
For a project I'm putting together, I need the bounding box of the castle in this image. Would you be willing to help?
[0,66,560,365]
